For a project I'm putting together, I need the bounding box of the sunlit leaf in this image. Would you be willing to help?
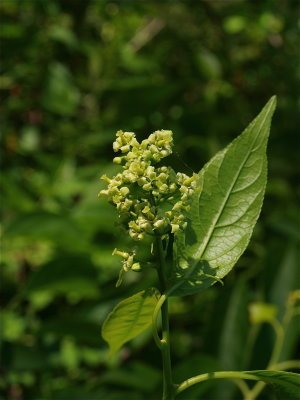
[172,96,276,296]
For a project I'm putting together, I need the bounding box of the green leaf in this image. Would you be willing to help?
[242,370,300,399]
[4,211,83,249]
[270,244,300,361]
[41,62,80,116]
[102,288,159,356]
[26,255,99,299]
[172,96,276,296]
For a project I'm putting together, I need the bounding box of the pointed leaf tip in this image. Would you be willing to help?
[266,95,277,111]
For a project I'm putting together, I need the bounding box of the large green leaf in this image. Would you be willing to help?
[172,96,276,296]
[102,288,159,356]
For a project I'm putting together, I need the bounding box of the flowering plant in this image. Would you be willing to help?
[100,97,300,400]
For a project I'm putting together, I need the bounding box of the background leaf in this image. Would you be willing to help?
[212,278,250,400]
[102,288,159,356]
[172,96,276,296]
[26,254,99,299]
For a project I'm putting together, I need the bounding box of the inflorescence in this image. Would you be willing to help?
[99,130,197,278]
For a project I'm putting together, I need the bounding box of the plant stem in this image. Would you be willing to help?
[161,299,174,400]
[155,234,174,400]
[152,294,167,349]
[176,371,261,394]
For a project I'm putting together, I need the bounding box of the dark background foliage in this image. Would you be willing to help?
[0,1,299,399]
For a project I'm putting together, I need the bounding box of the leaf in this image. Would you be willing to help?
[270,244,300,363]
[172,96,277,296]
[102,288,159,356]
[41,62,80,116]
[26,255,99,299]
[4,211,83,249]
[242,370,300,399]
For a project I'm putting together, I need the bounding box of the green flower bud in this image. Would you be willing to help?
[131,262,141,271]
[120,144,130,153]
[113,157,122,164]
[143,183,152,191]
[159,184,168,193]
[171,224,180,233]
[154,219,165,229]
[113,141,121,152]
[120,187,129,196]
[138,177,148,186]
[98,189,109,197]
[173,201,183,211]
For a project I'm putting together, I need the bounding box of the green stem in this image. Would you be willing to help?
[233,379,251,399]
[268,320,284,366]
[155,234,174,400]
[176,371,261,395]
[161,299,174,400]
[152,294,166,350]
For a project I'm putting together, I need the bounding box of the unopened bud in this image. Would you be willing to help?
[171,224,180,233]
[131,262,141,271]
[113,157,122,164]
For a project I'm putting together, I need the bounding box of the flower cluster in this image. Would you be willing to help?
[99,129,197,275]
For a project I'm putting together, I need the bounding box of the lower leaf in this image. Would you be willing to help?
[102,288,160,356]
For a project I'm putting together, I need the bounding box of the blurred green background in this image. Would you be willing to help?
[1,1,299,399]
